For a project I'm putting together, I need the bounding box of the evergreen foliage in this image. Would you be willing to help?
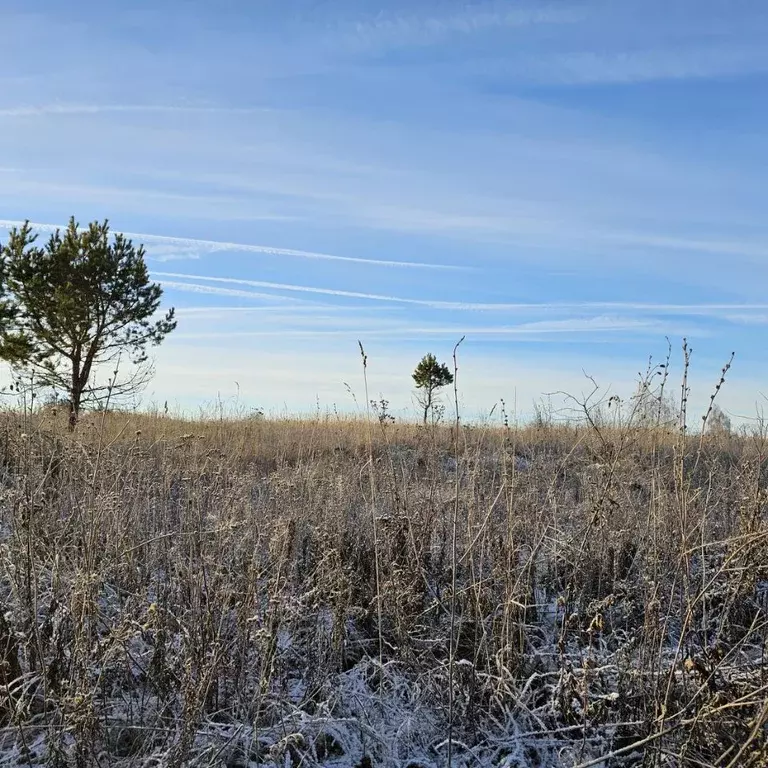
[412,352,453,425]
[0,217,176,427]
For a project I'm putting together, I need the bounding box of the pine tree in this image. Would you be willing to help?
[0,218,176,428]
[412,353,453,425]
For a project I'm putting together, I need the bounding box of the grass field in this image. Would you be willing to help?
[1,394,767,767]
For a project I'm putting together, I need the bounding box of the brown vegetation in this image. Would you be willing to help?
[0,398,766,766]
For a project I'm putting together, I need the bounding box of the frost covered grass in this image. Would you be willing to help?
[0,401,767,767]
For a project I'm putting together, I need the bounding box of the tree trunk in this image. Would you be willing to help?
[68,398,80,431]
[69,355,83,432]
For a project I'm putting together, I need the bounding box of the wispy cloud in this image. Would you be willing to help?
[512,45,768,85]
[167,306,689,347]
[163,280,316,303]
[0,104,270,118]
[158,274,419,305]
[511,316,655,333]
[156,272,768,317]
[172,317,669,341]
[344,2,580,50]
[720,313,768,326]
[605,232,768,262]
[159,281,304,303]
[174,305,394,317]
[0,219,460,270]
[130,233,457,270]
[157,271,513,307]
[0,185,292,219]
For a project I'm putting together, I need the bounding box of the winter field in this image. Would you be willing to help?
[1,400,767,767]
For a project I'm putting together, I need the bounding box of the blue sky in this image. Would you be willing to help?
[2,0,768,421]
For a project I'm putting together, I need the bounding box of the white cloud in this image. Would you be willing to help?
[149,247,202,263]
[721,313,768,325]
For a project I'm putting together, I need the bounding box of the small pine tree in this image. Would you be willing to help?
[412,353,453,425]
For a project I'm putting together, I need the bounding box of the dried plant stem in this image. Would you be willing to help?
[359,341,384,677]
[447,335,464,768]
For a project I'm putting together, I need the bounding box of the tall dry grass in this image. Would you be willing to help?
[0,391,767,766]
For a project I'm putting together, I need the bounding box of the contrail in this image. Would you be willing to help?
[156,271,768,314]
[0,104,270,117]
[0,219,461,270]
[159,281,303,303]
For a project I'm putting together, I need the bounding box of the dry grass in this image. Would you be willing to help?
[1,402,767,767]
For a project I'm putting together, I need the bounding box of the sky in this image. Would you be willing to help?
[2,0,768,422]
